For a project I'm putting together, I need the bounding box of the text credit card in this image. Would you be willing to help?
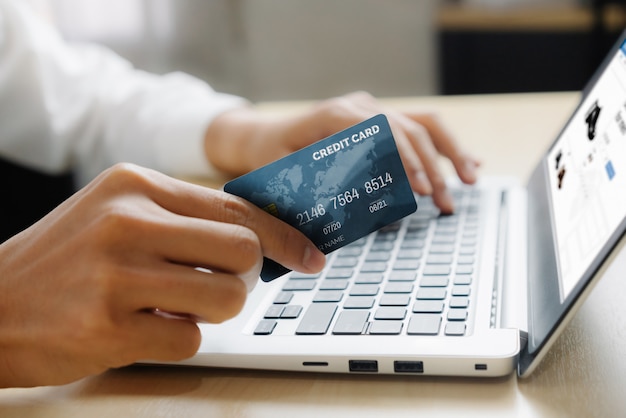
[224,114,417,281]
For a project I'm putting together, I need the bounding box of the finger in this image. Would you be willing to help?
[167,187,326,275]
[319,93,440,196]
[341,96,454,212]
[387,126,433,196]
[123,311,202,363]
[390,113,455,213]
[410,113,481,184]
[146,214,264,291]
[103,165,326,275]
[116,261,248,324]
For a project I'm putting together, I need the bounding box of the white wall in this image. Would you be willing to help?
[50,0,440,101]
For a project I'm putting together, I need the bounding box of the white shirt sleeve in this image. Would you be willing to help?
[0,0,247,186]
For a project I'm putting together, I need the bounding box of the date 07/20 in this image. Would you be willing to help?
[295,172,394,226]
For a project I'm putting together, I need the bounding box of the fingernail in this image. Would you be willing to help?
[464,160,477,182]
[303,244,326,272]
[439,191,455,214]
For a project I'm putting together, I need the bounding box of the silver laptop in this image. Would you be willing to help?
[164,31,626,378]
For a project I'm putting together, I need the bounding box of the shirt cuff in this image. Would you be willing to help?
[153,90,248,179]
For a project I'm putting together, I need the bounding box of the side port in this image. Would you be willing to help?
[394,360,424,374]
[349,360,378,373]
[475,363,488,371]
[302,362,328,367]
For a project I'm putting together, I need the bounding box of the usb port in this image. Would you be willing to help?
[394,361,424,373]
[349,360,378,373]
[475,363,488,371]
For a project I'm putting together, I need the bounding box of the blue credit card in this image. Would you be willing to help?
[224,114,417,281]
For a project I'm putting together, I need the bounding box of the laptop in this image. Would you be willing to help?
[163,31,626,378]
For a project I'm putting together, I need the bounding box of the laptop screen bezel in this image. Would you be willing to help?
[519,29,626,377]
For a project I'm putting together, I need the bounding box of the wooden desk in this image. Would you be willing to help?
[2,92,625,417]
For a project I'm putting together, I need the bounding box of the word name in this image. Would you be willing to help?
[318,235,345,251]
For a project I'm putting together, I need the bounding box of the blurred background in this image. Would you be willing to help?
[40,0,626,101]
[2,0,626,242]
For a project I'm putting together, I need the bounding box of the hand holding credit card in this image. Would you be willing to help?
[224,114,417,281]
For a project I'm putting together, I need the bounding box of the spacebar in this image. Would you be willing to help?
[295,303,337,335]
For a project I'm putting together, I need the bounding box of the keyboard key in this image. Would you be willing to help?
[283,280,317,291]
[264,305,284,319]
[450,296,470,308]
[371,241,394,251]
[419,276,449,287]
[445,322,466,336]
[379,294,410,306]
[254,319,277,335]
[432,235,456,244]
[407,314,441,335]
[369,320,403,335]
[349,284,379,296]
[290,272,321,279]
[354,272,384,284]
[437,215,459,225]
[332,311,369,335]
[320,280,349,290]
[296,304,337,335]
[375,231,397,241]
[393,259,420,270]
[423,265,451,276]
[397,249,423,259]
[452,285,471,296]
[435,225,458,234]
[333,257,359,268]
[400,239,425,249]
[426,254,454,264]
[462,230,478,239]
[429,244,455,254]
[374,307,407,320]
[454,275,472,285]
[313,290,344,303]
[389,270,417,281]
[456,265,474,275]
[326,268,354,279]
[274,291,294,304]
[412,300,444,313]
[461,238,477,247]
[281,305,303,319]
[405,228,428,238]
[366,251,391,262]
[361,262,387,272]
[457,255,475,265]
[384,282,414,293]
[339,246,363,257]
[447,309,468,321]
[343,296,375,309]
[416,288,447,300]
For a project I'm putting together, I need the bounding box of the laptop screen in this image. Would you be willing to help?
[547,38,626,302]
[521,31,626,375]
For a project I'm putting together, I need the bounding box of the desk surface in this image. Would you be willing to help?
[2,92,626,418]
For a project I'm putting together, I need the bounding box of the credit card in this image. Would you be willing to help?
[224,114,417,281]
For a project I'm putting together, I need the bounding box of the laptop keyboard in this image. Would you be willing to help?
[253,187,482,337]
